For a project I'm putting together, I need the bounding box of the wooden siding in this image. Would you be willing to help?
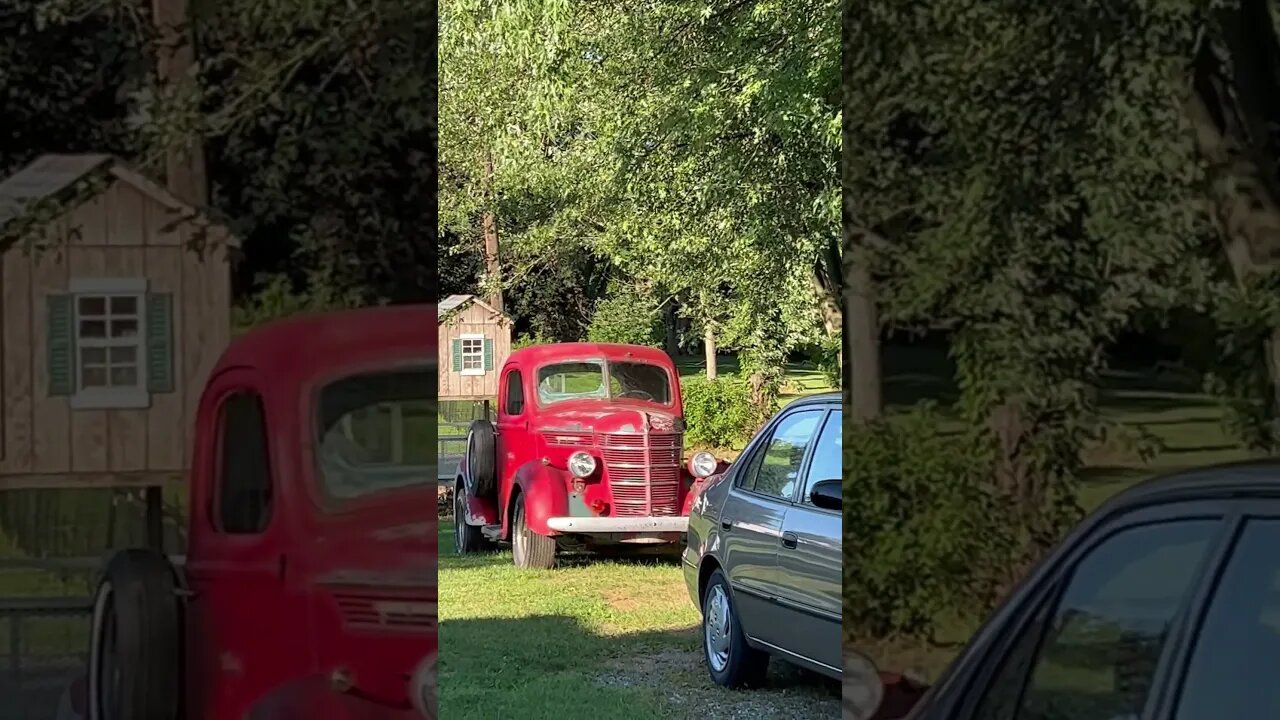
[0,179,230,488]
[438,301,511,399]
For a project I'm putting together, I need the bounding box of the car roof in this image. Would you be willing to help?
[1101,459,1280,511]
[784,392,841,409]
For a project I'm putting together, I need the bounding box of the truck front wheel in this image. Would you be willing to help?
[512,495,556,570]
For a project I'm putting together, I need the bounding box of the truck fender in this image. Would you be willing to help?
[506,463,569,537]
[455,477,498,526]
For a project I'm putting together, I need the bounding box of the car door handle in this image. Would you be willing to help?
[781,531,798,549]
[721,518,733,531]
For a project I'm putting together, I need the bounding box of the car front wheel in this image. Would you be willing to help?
[701,568,768,688]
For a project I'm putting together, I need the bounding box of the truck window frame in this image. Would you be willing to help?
[305,357,435,514]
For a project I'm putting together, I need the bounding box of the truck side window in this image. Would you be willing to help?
[217,392,273,534]
[506,370,524,415]
[974,520,1220,720]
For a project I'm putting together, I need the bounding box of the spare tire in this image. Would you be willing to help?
[465,419,497,497]
[89,549,181,720]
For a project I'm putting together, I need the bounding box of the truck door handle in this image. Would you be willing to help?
[781,532,798,549]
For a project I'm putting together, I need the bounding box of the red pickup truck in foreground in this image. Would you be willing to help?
[452,343,722,568]
[80,305,436,719]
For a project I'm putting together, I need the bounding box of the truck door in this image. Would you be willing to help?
[495,366,530,515]
[184,368,303,720]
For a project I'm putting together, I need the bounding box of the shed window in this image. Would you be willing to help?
[460,335,486,376]
[48,278,174,409]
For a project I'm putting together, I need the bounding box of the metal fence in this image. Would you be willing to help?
[438,399,491,482]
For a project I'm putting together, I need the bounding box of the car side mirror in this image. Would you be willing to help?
[810,479,841,511]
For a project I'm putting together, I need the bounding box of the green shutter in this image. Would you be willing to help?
[452,339,462,372]
[47,295,75,396]
[145,293,174,393]
[483,338,494,372]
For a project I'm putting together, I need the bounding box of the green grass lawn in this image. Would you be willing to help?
[438,521,839,720]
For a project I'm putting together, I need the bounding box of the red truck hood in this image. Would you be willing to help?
[539,402,681,436]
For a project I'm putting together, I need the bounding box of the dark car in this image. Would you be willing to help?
[886,460,1280,720]
[683,393,843,687]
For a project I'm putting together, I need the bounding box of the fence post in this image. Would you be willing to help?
[483,399,490,422]
[9,612,20,699]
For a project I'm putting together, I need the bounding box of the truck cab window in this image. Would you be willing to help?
[217,392,273,534]
[506,370,525,415]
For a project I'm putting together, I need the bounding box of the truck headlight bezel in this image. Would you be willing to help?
[568,451,597,478]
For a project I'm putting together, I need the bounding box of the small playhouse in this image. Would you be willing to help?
[0,154,234,491]
[437,294,512,400]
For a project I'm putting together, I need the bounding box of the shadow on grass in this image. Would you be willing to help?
[441,615,839,720]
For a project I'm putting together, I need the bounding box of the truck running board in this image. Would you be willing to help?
[480,524,503,542]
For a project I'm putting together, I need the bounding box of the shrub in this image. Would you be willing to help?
[843,407,1016,640]
[586,289,662,347]
[809,334,842,389]
[512,330,556,350]
[681,376,756,449]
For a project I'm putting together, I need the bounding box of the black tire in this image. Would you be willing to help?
[89,549,181,720]
[511,494,556,570]
[454,481,493,554]
[701,568,768,688]
[465,420,497,497]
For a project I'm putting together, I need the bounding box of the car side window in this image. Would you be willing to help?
[216,391,273,534]
[745,410,822,502]
[973,520,1220,720]
[801,409,841,507]
[1175,519,1280,720]
[506,369,525,415]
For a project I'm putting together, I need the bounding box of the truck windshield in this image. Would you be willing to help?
[536,360,671,406]
[316,366,434,500]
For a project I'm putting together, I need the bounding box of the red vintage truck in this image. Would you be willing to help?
[78,305,436,719]
[452,343,723,568]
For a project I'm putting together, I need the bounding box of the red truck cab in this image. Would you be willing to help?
[453,343,722,568]
[84,305,436,720]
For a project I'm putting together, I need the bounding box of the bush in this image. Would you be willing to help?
[809,334,842,389]
[681,376,757,449]
[586,289,662,346]
[512,330,555,350]
[844,407,1015,640]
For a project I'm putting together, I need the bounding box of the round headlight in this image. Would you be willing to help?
[688,451,717,479]
[568,451,597,478]
[410,653,436,719]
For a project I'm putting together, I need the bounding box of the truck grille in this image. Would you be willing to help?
[334,592,437,633]
[601,432,682,517]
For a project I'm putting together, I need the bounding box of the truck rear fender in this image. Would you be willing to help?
[455,477,498,526]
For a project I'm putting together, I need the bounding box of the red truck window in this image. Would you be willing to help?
[316,366,433,500]
[506,369,525,415]
[217,392,273,534]
[535,360,672,406]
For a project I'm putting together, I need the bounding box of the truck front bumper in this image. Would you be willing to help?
[545,516,689,534]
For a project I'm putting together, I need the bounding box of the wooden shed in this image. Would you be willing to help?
[438,294,512,399]
[0,154,235,490]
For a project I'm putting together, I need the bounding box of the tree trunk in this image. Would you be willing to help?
[152,0,207,206]
[664,300,679,355]
[483,153,503,313]
[704,324,718,381]
[844,240,881,422]
[1185,54,1280,424]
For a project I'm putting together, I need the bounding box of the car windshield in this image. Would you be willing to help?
[536,359,672,406]
[315,365,434,500]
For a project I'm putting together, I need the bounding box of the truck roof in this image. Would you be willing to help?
[214,304,435,375]
[505,342,675,368]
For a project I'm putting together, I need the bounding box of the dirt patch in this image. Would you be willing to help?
[594,647,840,720]
[601,589,644,612]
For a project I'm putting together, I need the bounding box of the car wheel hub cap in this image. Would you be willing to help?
[704,585,731,672]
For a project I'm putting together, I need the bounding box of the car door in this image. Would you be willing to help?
[718,407,824,649]
[926,506,1233,720]
[775,406,842,674]
[1155,503,1280,719]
